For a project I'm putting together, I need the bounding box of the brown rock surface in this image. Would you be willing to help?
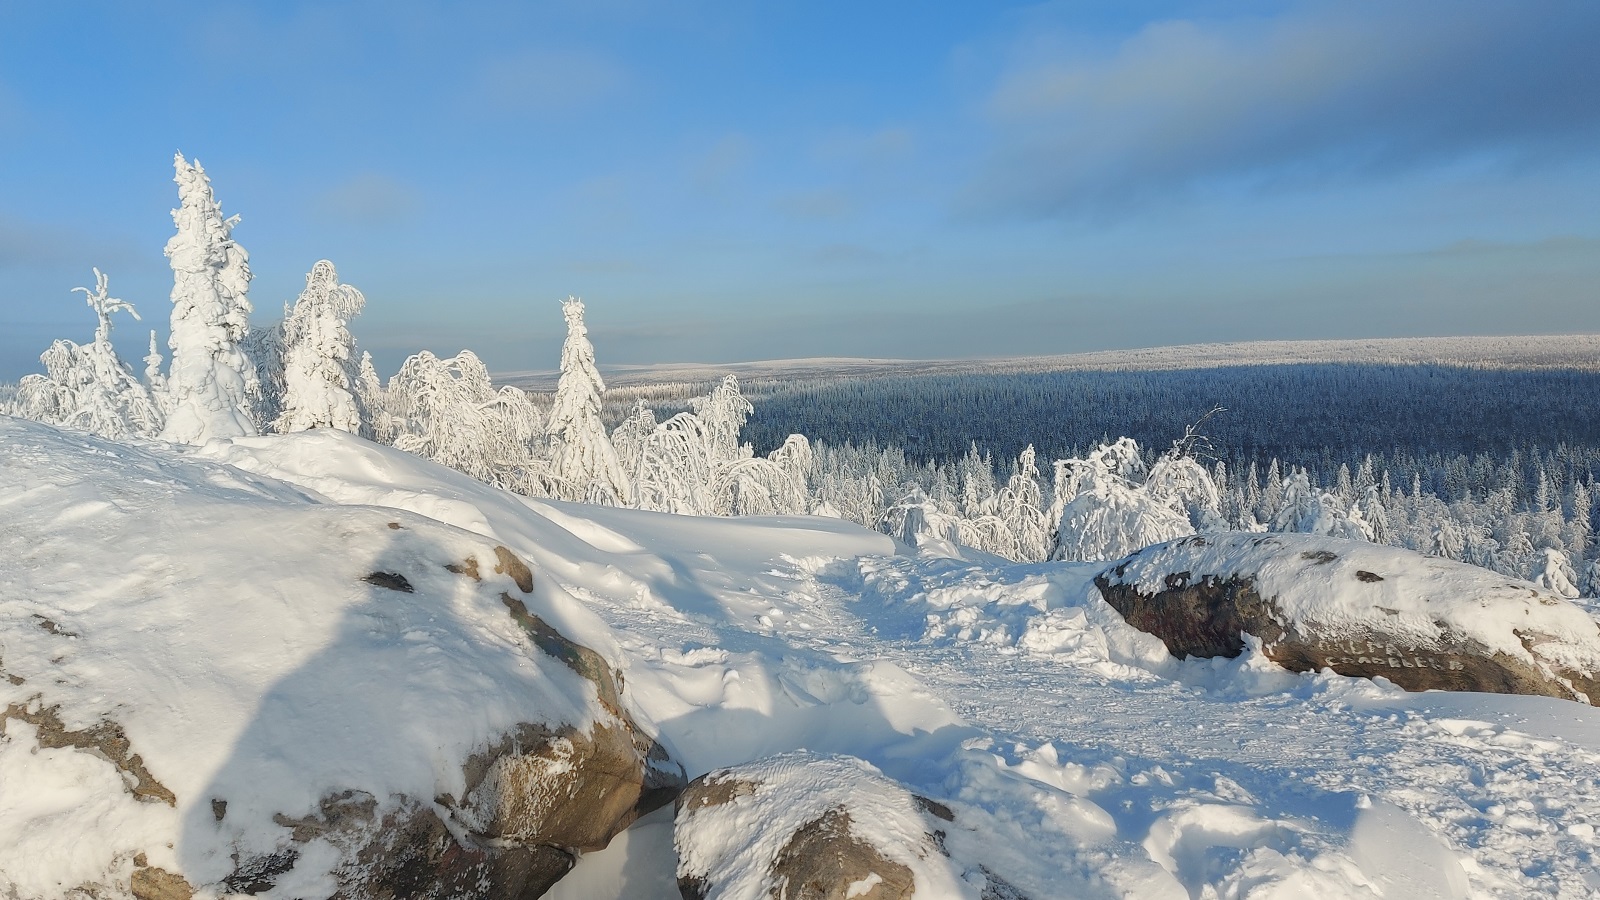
[769,807,916,900]
[1095,533,1600,703]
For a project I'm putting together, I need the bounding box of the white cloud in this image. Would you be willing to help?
[965,2,1600,217]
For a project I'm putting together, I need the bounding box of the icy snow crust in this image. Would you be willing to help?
[1106,533,1600,680]
[6,419,1600,897]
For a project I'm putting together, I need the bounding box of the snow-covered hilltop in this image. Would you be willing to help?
[5,417,1600,898]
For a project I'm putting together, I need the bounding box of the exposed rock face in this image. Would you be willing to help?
[0,701,175,806]
[768,807,917,900]
[130,862,194,900]
[1095,533,1600,703]
[674,753,990,900]
[269,792,572,899]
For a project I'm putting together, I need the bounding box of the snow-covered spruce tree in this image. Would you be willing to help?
[997,445,1050,561]
[12,342,81,427]
[67,270,163,438]
[143,330,169,414]
[275,260,367,433]
[1581,559,1600,600]
[630,411,716,514]
[1050,439,1193,562]
[9,270,162,439]
[160,153,258,444]
[1358,484,1391,545]
[611,400,659,486]
[692,374,755,467]
[354,351,385,440]
[1429,518,1466,560]
[690,376,808,516]
[546,297,630,504]
[1535,547,1581,599]
[383,350,550,494]
[242,322,285,430]
[1272,471,1319,533]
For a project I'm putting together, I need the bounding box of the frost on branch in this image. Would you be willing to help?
[160,153,258,444]
[275,260,367,434]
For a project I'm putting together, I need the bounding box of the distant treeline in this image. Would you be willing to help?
[740,363,1600,478]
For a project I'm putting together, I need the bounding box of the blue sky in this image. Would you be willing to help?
[2,1,1598,379]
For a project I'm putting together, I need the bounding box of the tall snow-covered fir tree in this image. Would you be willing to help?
[160,153,258,444]
[275,260,366,433]
[546,297,630,504]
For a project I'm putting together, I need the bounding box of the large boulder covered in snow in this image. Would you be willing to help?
[1094,533,1600,703]
[0,417,683,899]
[674,752,1015,900]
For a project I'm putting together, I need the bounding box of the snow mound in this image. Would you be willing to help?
[0,417,666,898]
[1099,532,1600,703]
[673,752,970,899]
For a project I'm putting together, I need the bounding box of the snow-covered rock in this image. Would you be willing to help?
[673,753,982,900]
[0,417,680,899]
[1095,532,1600,703]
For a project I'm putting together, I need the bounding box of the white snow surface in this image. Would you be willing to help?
[5,419,1600,897]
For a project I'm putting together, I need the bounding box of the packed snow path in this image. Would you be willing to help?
[531,536,1600,898]
[172,431,1600,896]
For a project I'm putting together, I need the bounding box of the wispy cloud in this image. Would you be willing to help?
[775,188,854,220]
[806,243,882,266]
[316,174,419,225]
[477,47,629,114]
[0,216,144,273]
[692,133,753,194]
[965,2,1600,218]
[814,126,915,165]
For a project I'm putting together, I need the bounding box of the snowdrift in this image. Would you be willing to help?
[1097,533,1600,703]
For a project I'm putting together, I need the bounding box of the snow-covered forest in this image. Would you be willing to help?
[5,156,1598,603]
